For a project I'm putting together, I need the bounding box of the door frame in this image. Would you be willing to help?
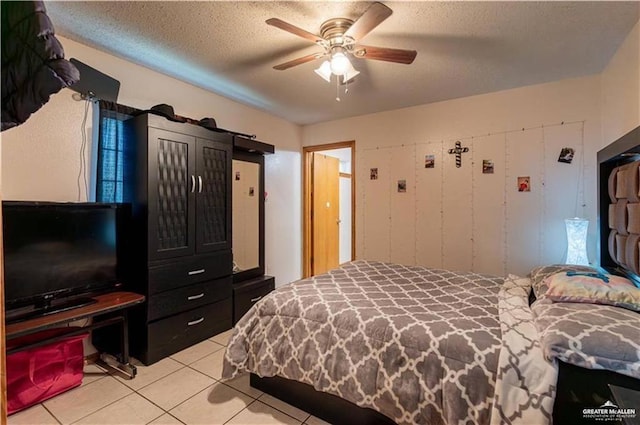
[303,141,355,278]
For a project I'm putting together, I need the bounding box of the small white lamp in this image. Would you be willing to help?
[565,217,589,265]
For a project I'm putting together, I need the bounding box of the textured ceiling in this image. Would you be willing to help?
[47,1,639,125]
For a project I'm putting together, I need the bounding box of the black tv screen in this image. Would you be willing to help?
[3,201,127,315]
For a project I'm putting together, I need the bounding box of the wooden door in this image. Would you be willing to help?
[147,128,197,261]
[312,153,340,275]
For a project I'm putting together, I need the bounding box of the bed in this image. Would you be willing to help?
[222,127,640,425]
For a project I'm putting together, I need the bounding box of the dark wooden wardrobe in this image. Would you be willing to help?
[122,113,233,365]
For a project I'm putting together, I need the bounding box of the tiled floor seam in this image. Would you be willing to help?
[220,398,255,425]
[220,399,301,425]
[124,364,188,391]
[254,397,311,424]
[185,363,213,378]
[217,379,261,400]
[74,350,226,422]
[170,352,218,368]
[43,403,63,425]
[145,411,186,425]
[133,380,206,417]
[64,390,132,425]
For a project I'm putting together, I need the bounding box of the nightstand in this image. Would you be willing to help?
[232,275,275,324]
[609,384,640,425]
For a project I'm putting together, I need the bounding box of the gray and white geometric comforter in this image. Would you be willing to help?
[222,261,557,425]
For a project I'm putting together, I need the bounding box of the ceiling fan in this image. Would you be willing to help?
[266,2,417,85]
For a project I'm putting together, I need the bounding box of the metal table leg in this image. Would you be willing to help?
[96,312,137,379]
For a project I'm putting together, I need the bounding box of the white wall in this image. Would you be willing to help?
[1,36,302,286]
[322,148,352,264]
[601,19,640,146]
[303,75,602,277]
[338,177,352,264]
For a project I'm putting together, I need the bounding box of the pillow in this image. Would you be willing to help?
[532,300,640,379]
[544,272,640,312]
[528,264,599,299]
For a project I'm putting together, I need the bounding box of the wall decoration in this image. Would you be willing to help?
[448,141,470,168]
[518,176,531,192]
[482,160,494,174]
[425,155,435,168]
[235,171,241,181]
[249,187,255,197]
[558,147,575,164]
[370,168,378,180]
[361,120,588,277]
[397,180,406,193]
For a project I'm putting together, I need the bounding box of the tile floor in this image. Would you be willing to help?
[8,329,330,425]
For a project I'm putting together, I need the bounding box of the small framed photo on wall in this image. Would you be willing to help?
[425,155,435,168]
[518,176,531,192]
[558,147,575,164]
[482,160,494,174]
[370,168,378,180]
[397,180,407,193]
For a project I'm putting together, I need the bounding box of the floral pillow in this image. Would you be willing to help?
[544,271,640,312]
[528,264,599,299]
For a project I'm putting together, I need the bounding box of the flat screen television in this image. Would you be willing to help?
[3,201,130,323]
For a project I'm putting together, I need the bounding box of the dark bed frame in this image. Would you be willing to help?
[251,365,640,425]
[250,126,640,425]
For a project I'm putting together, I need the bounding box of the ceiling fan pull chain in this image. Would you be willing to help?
[336,77,341,102]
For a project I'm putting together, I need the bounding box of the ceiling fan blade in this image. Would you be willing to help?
[354,45,417,64]
[273,52,324,70]
[266,18,323,43]
[344,2,392,42]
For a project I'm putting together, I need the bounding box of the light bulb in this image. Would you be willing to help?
[330,52,351,76]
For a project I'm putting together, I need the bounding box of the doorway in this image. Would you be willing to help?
[303,141,355,278]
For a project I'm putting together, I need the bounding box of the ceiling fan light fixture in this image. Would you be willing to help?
[342,62,360,83]
[314,60,332,82]
[269,2,417,101]
[329,48,351,76]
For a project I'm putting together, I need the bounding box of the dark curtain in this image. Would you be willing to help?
[96,100,139,202]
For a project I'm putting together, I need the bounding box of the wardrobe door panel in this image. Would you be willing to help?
[195,138,232,253]
[147,128,197,260]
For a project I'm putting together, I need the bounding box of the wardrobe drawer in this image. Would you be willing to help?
[233,276,275,324]
[147,277,232,321]
[147,298,232,363]
[148,251,232,294]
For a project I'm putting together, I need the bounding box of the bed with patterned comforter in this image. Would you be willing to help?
[222,261,558,425]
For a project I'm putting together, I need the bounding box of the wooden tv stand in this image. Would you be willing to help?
[5,291,145,379]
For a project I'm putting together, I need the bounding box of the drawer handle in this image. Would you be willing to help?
[250,295,263,303]
[187,293,205,300]
[188,317,204,326]
[188,269,205,276]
